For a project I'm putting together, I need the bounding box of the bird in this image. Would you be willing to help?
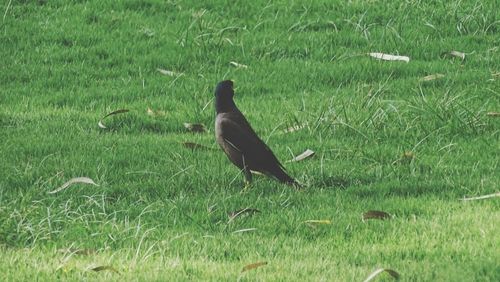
[214,80,298,186]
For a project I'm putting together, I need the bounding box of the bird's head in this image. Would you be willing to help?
[215,80,234,99]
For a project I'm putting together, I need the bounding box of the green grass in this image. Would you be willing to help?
[1,0,499,281]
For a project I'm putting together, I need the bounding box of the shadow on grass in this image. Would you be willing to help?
[350,181,458,198]
[312,175,375,189]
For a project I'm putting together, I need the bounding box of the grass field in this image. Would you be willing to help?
[1,0,499,281]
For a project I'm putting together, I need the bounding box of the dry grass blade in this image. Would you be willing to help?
[486,112,500,117]
[241,262,267,273]
[183,122,206,133]
[98,109,130,129]
[369,52,410,63]
[233,228,257,234]
[228,208,261,221]
[363,268,400,282]
[229,61,248,69]
[48,177,98,194]
[157,68,181,77]
[90,265,120,274]
[289,149,315,162]
[182,142,214,151]
[461,192,500,201]
[362,210,391,221]
[420,74,445,82]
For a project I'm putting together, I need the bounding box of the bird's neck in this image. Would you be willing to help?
[215,96,237,113]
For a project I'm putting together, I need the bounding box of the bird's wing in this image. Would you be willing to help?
[217,112,284,168]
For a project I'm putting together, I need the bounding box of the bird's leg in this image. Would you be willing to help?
[242,154,252,190]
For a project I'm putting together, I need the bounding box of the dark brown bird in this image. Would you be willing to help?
[214,80,297,186]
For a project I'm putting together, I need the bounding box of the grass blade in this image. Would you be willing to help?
[182,142,214,151]
[90,265,120,274]
[98,109,130,129]
[228,208,261,221]
[58,248,96,256]
[363,268,400,282]
[48,177,98,194]
[420,74,445,82]
[233,228,257,234]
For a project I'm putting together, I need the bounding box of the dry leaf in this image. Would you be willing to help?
[241,262,267,273]
[402,151,415,161]
[228,208,261,221]
[304,219,331,225]
[362,210,391,221]
[393,151,414,165]
[420,74,445,82]
[369,52,410,63]
[182,142,214,150]
[486,112,500,117]
[304,219,331,228]
[289,149,315,162]
[233,228,257,234]
[449,50,465,60]
[363,268,400,282]
[183,123,206,133]
[284,123,307,133]
[461,192,500,201]
[48,177,98,194]
[90,265,119,274]
[147,107,166,117]
[140,28,155,37]
[229,61,248,69]
[98,109,130,129]
[157,68,181,77]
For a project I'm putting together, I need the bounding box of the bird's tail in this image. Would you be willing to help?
[274,167,300,187]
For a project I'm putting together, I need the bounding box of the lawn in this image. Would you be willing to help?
[1,0,499,281]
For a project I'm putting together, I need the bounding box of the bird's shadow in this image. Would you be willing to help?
[308,175,374,189]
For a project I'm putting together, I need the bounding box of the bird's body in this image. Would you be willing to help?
[214,80,297,185]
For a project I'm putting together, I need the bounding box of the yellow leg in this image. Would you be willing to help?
[242,179,252,192]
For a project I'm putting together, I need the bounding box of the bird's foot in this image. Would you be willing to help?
[241,181,252,193]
